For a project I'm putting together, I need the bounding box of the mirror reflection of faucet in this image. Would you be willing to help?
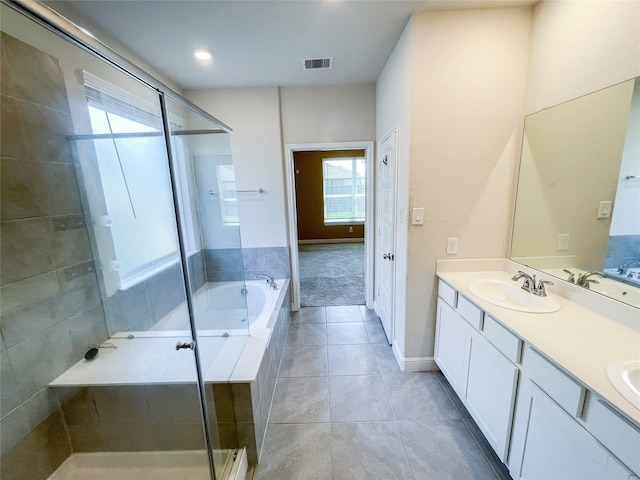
[576,272,605,289]
[563,269,576,283]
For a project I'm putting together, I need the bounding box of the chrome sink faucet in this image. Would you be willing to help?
[511,271,535,292]
[255,274,277,290]
[511,271,553,297]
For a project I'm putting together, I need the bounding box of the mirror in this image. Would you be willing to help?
[511,77,640,308]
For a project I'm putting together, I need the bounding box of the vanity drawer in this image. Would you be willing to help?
[438,280,457,308]
[583,396,640,476]
[483,315,521,364]
[524,347,585,417]
[457,294,483,330]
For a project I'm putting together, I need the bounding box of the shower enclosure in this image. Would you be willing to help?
[1,2,249,478]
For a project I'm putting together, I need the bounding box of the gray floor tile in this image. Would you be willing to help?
[254,423,332,480]
[359,305,380,322]
[398,419,498,480]
[365,320,389,344]
[434,370,472,420]
[326,305,363,323]
[327,322,369,345]
[331,421,414,480]
[269,377,329,423]
[291,307,326,324]
[463,416,513,480]
[372,343,402,374]
[286,324,327,346]
[278,346,328,377]
[383,372,462,422]
[329,375,394,422]
[328,344,379,376]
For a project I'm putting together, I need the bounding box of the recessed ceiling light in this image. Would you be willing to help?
[193,48,213,64]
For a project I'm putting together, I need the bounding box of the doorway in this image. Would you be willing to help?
[285,142,375,311]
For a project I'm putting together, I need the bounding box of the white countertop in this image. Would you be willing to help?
[437,266,640,426]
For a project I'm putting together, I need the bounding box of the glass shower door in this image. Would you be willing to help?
[0,3,223,479]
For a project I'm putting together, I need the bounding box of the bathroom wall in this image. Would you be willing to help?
[186,84,376,250]
[186,84,376,287]
[377,6,533,365]
[186,87,287,249]
[525,0,640,115]
[280,84,376,145]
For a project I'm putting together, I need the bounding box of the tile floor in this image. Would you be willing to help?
[246,305,513,480]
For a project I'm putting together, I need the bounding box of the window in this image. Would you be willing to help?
[78,71,181,295]
[216,164,240,226]
[322,158,365,224]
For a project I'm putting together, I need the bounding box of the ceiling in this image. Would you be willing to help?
[43,0,536,90]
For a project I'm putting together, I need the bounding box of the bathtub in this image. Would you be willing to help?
[144,279,283,336]
[50,278,290,386]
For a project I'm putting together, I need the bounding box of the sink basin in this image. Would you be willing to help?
[607,359,640,410]
[468,279,560,313]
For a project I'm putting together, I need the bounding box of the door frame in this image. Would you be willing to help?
[284,141,375,312]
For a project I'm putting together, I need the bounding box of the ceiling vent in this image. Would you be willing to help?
[302,57,333,70]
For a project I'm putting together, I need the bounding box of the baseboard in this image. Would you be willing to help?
[392,343,439,372]
[298,238,364,244]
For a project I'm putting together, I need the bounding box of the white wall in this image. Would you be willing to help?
[375,18,413,357]
[280,84,376,144]
[186,87,288,248]
[400,7,532,364]
[525,0,640,114]
[187,84,377,249]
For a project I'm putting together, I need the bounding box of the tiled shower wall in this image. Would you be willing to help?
[605,235,640,269]
[0,33,108,478]
[205,246,291,282]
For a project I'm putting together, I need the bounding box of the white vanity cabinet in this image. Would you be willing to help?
[434,296,468,395]
[465,327,519,460]
[508,347,634,480]
[435,277,640,480]
[434,280,520,461]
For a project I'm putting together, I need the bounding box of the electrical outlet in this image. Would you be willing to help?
[446,238,459,255]
[557,233,570,251]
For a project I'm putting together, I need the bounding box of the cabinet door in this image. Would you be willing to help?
[435,299,468,396]
[509,381,631,480]
[465,331,518,462]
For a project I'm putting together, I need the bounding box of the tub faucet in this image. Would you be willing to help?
[255,274,277,290]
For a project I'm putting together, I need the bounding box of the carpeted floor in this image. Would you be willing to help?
[298,242,365,306]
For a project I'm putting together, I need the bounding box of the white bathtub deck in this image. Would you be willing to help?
[49,279,288,387]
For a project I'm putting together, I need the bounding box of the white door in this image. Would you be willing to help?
[375,130,397,344]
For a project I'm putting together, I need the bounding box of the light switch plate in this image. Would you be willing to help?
[446,238,459,255]
[597,200,612,219]
[412,207,424,225]
[557,233,570,251]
